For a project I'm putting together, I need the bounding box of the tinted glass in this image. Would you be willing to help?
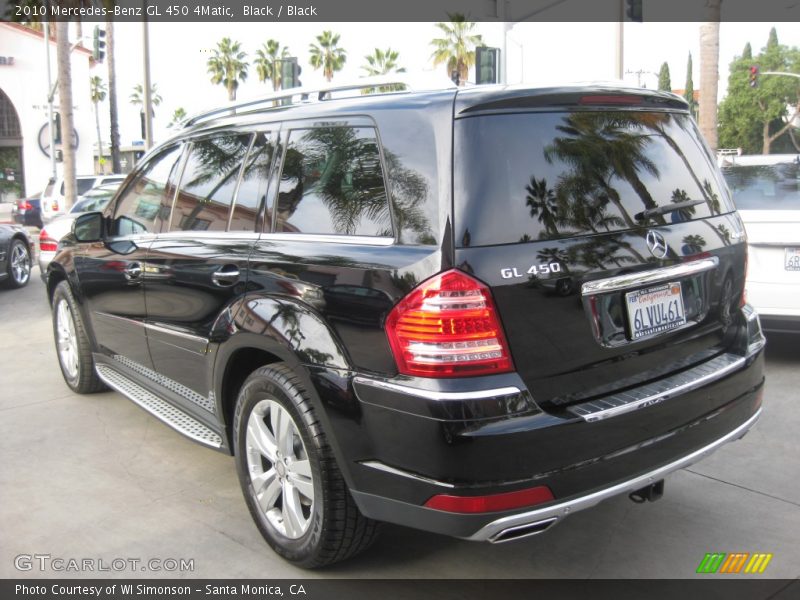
[171,133,252,232]
[111,145,182,236]
[722,163,800,210]
[275,127,391,236]
[231,132,273,232]
[76,178,97,195]
[455,111,733,246]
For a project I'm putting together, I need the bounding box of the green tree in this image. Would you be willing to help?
[309,31,347,82]
[684,52,698,118]
[742,42,752,60]
[718,28,800,154]
[167,107,187,129]
[129,83,162,112]
[430,13,482,85]
[90,76,107,165]
[254,39,289,91]
[658,62,672,91]
[207,37,248,101]
[361,47,406,93]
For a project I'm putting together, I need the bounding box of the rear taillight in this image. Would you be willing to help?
[385,269,513,378]
[39,228,57,253]
[51,201,59,211]
[20,200,32,210]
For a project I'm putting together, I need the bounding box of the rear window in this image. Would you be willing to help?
[76,178,97,195]
[455,111,732,246]
[722,163,800,210]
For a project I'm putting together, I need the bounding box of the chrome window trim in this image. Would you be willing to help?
[144,322,209,345]
[467,408,762,542]
[581,257,719,296]
[353,376,521,401]
[258,233,394,246]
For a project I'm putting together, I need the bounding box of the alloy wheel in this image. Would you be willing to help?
[10,243,30,285]
[245,399,315,539]
[55,299,79,380]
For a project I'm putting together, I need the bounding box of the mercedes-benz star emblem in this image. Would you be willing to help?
[646,230,669,259]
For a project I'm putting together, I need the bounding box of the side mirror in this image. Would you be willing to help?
[73,212,104,243]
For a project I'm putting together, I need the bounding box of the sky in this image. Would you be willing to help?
[97,20,800,146]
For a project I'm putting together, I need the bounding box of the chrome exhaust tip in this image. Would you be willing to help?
[489,517,558,543]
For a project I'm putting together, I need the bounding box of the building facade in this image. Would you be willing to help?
[0,23,96,201]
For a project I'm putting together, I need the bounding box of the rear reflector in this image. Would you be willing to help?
[385,269,513,377]
[39,228,57,253]
[424,486,555,514]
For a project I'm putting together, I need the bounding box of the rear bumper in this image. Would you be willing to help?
[310,308,766,540]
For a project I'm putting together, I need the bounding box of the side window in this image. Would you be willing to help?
[111,145,182,236]
[275,126,392,236]
[231,132,273,232]
[170,133,252,232]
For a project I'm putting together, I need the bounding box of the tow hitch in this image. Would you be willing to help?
[628,479,665,503]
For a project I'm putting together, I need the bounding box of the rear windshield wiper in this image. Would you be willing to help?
[635,199,705,221]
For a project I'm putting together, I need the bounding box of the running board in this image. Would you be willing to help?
[95,364,222,448]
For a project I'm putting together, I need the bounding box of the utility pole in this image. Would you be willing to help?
[142,15,154,150]
[615,0,624,79]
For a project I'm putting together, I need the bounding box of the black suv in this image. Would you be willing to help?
[47,81,766,568]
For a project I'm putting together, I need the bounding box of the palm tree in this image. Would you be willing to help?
[309,31,347,82]
[55,21,77,210]
[129,83,162,112]
[430,14,482,85]
[361,48,405,93]
[106,20,121,173]
[254,39,289,91]
[699,1,722,151]
[90,76,107,166]
[167,107,187,129]
[525,177,560,238]
[207,37,248,101]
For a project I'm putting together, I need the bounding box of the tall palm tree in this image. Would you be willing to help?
[207,38,248,101]
[55,21,76,210]
[699,1,722,151]
[167,107,187,129]
[254,39,289,91]
[361,48,405,93]
[106,20,121,173]
[430,14,482,85]
[90,76,107,167]
[309,31,347,82]
[129,83,162,111]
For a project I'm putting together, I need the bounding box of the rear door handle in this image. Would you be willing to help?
[211,266,240,287]
[124,262,142,281]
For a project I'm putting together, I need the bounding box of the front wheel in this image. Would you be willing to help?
[233,363,380,568]
[52,281,106,394]
[2,239,31,289]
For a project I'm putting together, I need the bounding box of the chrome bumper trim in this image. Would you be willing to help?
[567,352,746,422]
[466,408,761,542]
[581,257,719,296]
[360,460,456,489]
[353,376,521,402]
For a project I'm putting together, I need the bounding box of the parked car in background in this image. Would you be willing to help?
[40,174,126,223]
[0,223,32,289]
[720,154,800,333]
[11,193,43,229]
[38,185,118,278]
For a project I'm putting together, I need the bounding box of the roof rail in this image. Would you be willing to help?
[184,74,453,128]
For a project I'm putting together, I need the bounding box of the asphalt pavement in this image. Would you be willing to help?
[0,271,798,579]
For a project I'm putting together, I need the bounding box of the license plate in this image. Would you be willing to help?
[626,282,687,340]
[785,248,800,271]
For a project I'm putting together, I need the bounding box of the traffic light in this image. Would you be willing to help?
[476,46,499,85]
[749,65,759,88]
[626,0,643,22]
[92,26,106,62]
[280,57,301,89]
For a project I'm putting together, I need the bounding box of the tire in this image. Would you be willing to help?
[52,281,106,394]
[233,363,380,568]
[2,239,31,289]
